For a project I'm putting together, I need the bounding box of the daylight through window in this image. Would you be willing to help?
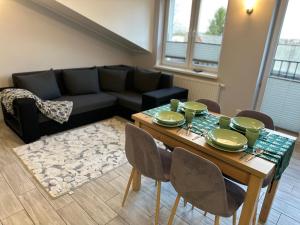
[162,0,228,72]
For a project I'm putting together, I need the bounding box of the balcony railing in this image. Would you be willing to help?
[270,59,300,81]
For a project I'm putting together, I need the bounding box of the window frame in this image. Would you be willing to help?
[160,0,227,74]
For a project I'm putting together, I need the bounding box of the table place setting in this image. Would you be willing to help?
[143,99,296,180]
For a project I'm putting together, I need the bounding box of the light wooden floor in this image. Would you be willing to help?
[0,122,300,225]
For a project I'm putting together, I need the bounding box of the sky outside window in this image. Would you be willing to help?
[197,0,228,34]
[167,0,192,42]
[280,0,300,40]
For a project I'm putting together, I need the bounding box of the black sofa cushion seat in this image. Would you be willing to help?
[134,68,161,93]
[38,93,117,122]
[98,68,127,92]
[13,70,61,100]
[63,68,99,95]
[108,91,142,112]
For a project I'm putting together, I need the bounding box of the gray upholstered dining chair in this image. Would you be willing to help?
[236,110,275,130]
[122,123,172,225]
[167,147,245,225]
[225,109,275,224]
[196,99,221,114]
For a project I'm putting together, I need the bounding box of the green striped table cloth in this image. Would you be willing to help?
[143,104,296,180]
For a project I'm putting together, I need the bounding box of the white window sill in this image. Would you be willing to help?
[154,65,218,80]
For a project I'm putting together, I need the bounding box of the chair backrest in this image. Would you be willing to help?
[125,123,166,181]
[236,110,275,130]
[170,147,229,216]
[196,99,221,113]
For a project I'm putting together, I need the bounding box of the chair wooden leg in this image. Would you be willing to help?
[121,168,135,207]
[214,215,220,225]
[167,194,181,225]
[155,181,161,225]
[132,169,141,191]
[233,211,237,225]
[204,211,208,216]
[155,180,158,186]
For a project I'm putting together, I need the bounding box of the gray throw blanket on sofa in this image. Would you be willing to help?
[0,88,73,124]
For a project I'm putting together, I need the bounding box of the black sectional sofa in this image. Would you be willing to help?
[1,65,188,143]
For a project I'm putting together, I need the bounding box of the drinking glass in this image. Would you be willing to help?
[170,99,180,112]
[185,109,195,124]
[219,116,231,129]
[246,128,260,148]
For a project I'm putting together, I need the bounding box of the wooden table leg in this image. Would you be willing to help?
[132,169,141,191]
[239,175,263,225]
[259,180,280,223]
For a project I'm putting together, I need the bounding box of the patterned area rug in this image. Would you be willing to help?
[13,117,127,198]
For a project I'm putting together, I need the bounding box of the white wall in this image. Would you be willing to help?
[218,0,277,115]
[56,0,155,52]
[0,0,133,87]
[0,0,133,119]
[132,0,163,67]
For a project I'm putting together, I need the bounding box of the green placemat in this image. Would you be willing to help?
[246,133,295,180]
[143,104,296,180]
[143,104,220,134]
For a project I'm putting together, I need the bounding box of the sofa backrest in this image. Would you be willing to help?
[12,65,174,97]
[101,65,174,90]
[100,65,136,91]
[159,73,173,89]
[12,66,96,96]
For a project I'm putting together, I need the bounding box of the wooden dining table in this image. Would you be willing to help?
[131,112,296,225]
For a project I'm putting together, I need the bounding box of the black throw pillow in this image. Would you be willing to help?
[13,70,61,100]
[134,68,161,93]
[99,68,127,92]
[63,68,99,95]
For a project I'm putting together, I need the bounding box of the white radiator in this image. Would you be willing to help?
[174,75,223,102]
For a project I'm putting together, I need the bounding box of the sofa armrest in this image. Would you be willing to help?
[13,98,40,143]
[142,87,188,110]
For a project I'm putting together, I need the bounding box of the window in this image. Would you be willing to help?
[162,0,228,73]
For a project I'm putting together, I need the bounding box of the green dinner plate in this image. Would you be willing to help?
[182,101,207,112]
[205,135,247,152]
[180,108,208,115]
[153,118,185,128]
[155,111,185,125]
[231,117,265,131]
[208,128,248,149]
[229,123,245,134]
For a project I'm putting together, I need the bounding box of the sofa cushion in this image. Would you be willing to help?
[102,65,135,90]
[99,68,127,92]
[13,70,61,100]
[134,68,161,93]
[108,91,142,112]
[38,93,117,122]
[63,68,99,95]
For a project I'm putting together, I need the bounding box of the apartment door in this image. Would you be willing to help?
[258,0,300,133]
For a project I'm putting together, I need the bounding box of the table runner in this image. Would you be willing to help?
[143,104,296,180]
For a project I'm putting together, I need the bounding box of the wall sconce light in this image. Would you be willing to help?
[245,0,255,15]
